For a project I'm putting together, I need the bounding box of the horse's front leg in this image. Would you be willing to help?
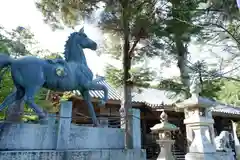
[81,91,99,127]
[84,81,108,106]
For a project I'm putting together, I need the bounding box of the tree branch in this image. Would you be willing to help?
[129,37,140,58]
[211,23,240,46]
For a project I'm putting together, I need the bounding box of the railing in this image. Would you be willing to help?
[1,111,123,128]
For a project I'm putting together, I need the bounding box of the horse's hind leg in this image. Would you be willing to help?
[82,91,99,126]
[15,86,25,102]
[24,87,46,120]
[5,86,25,120]
[0,92,17,111]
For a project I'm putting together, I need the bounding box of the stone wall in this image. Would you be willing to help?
[0,101,146,160]
[0,123,124,150]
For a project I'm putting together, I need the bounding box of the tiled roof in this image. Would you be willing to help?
[211,103,240,115]
[132,88,182,106]
[73,77,240,115]
[73,76,121,101]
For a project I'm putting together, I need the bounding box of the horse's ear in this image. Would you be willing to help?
[79,27,84,33]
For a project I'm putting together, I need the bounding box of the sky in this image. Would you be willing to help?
[0,0,238,79]
[0,0,113,76]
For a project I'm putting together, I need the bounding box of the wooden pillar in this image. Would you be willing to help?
[214,116,229,135]
[141,119,147,146]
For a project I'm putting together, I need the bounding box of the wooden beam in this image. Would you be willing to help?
[71,95,144,107]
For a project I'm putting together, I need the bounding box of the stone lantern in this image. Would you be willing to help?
[175,74,216,160]
[151,110,179,160]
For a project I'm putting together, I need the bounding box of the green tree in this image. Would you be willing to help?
[156,59,240,107]
[36,0,159,148]
[160,0,240,102]
[216,80,240,106]
[148,0,240,101]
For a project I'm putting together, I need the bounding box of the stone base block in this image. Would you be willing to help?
[0,149,146,160]
[185,151,235,160]
[0,123,124,150]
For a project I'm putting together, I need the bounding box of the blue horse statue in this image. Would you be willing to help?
[0,27,108,126]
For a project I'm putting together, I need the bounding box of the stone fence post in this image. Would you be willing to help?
[120,108,141,149]
[56,101,72,150]
[132,108,141,149]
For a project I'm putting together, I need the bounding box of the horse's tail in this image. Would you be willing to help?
[0,53,13,68]
[0,54,13,132]
[0,54,13,84]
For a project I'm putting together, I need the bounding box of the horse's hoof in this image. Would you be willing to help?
[93,122,100,127]
[39,119,48,125]
[39,116,48,125]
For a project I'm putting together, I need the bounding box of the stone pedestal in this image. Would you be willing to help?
[156,140,175,160]
[184,108,216,153]
[185,152,218,160]
[185,151,235,160]
[151,110,178,160]
[176,96,216,160]
[232,121,240,157]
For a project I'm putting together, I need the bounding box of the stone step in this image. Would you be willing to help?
[173,151,185,160]
[173,151,185,154]
[174,154,184,156]
[174,153,185,156]
[173,152,185,155]
[174,155,185,160]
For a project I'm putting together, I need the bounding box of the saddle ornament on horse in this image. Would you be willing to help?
[47,58,67,77]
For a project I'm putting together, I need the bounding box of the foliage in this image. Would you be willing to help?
[35,0,100,29]
[0,70,14,119]
[216,80,240,106]
[61,92,74,101]
[155,75,240,106]
[149,0,240,101]
[105,64,155,88]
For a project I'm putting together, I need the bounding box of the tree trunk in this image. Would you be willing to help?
[119,0,133,149]
[122,51,133,149]
[175,37,191,98]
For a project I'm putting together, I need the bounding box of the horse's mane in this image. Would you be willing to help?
[63,32,79,60]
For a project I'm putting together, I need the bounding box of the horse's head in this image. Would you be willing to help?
[74,27,97,51]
